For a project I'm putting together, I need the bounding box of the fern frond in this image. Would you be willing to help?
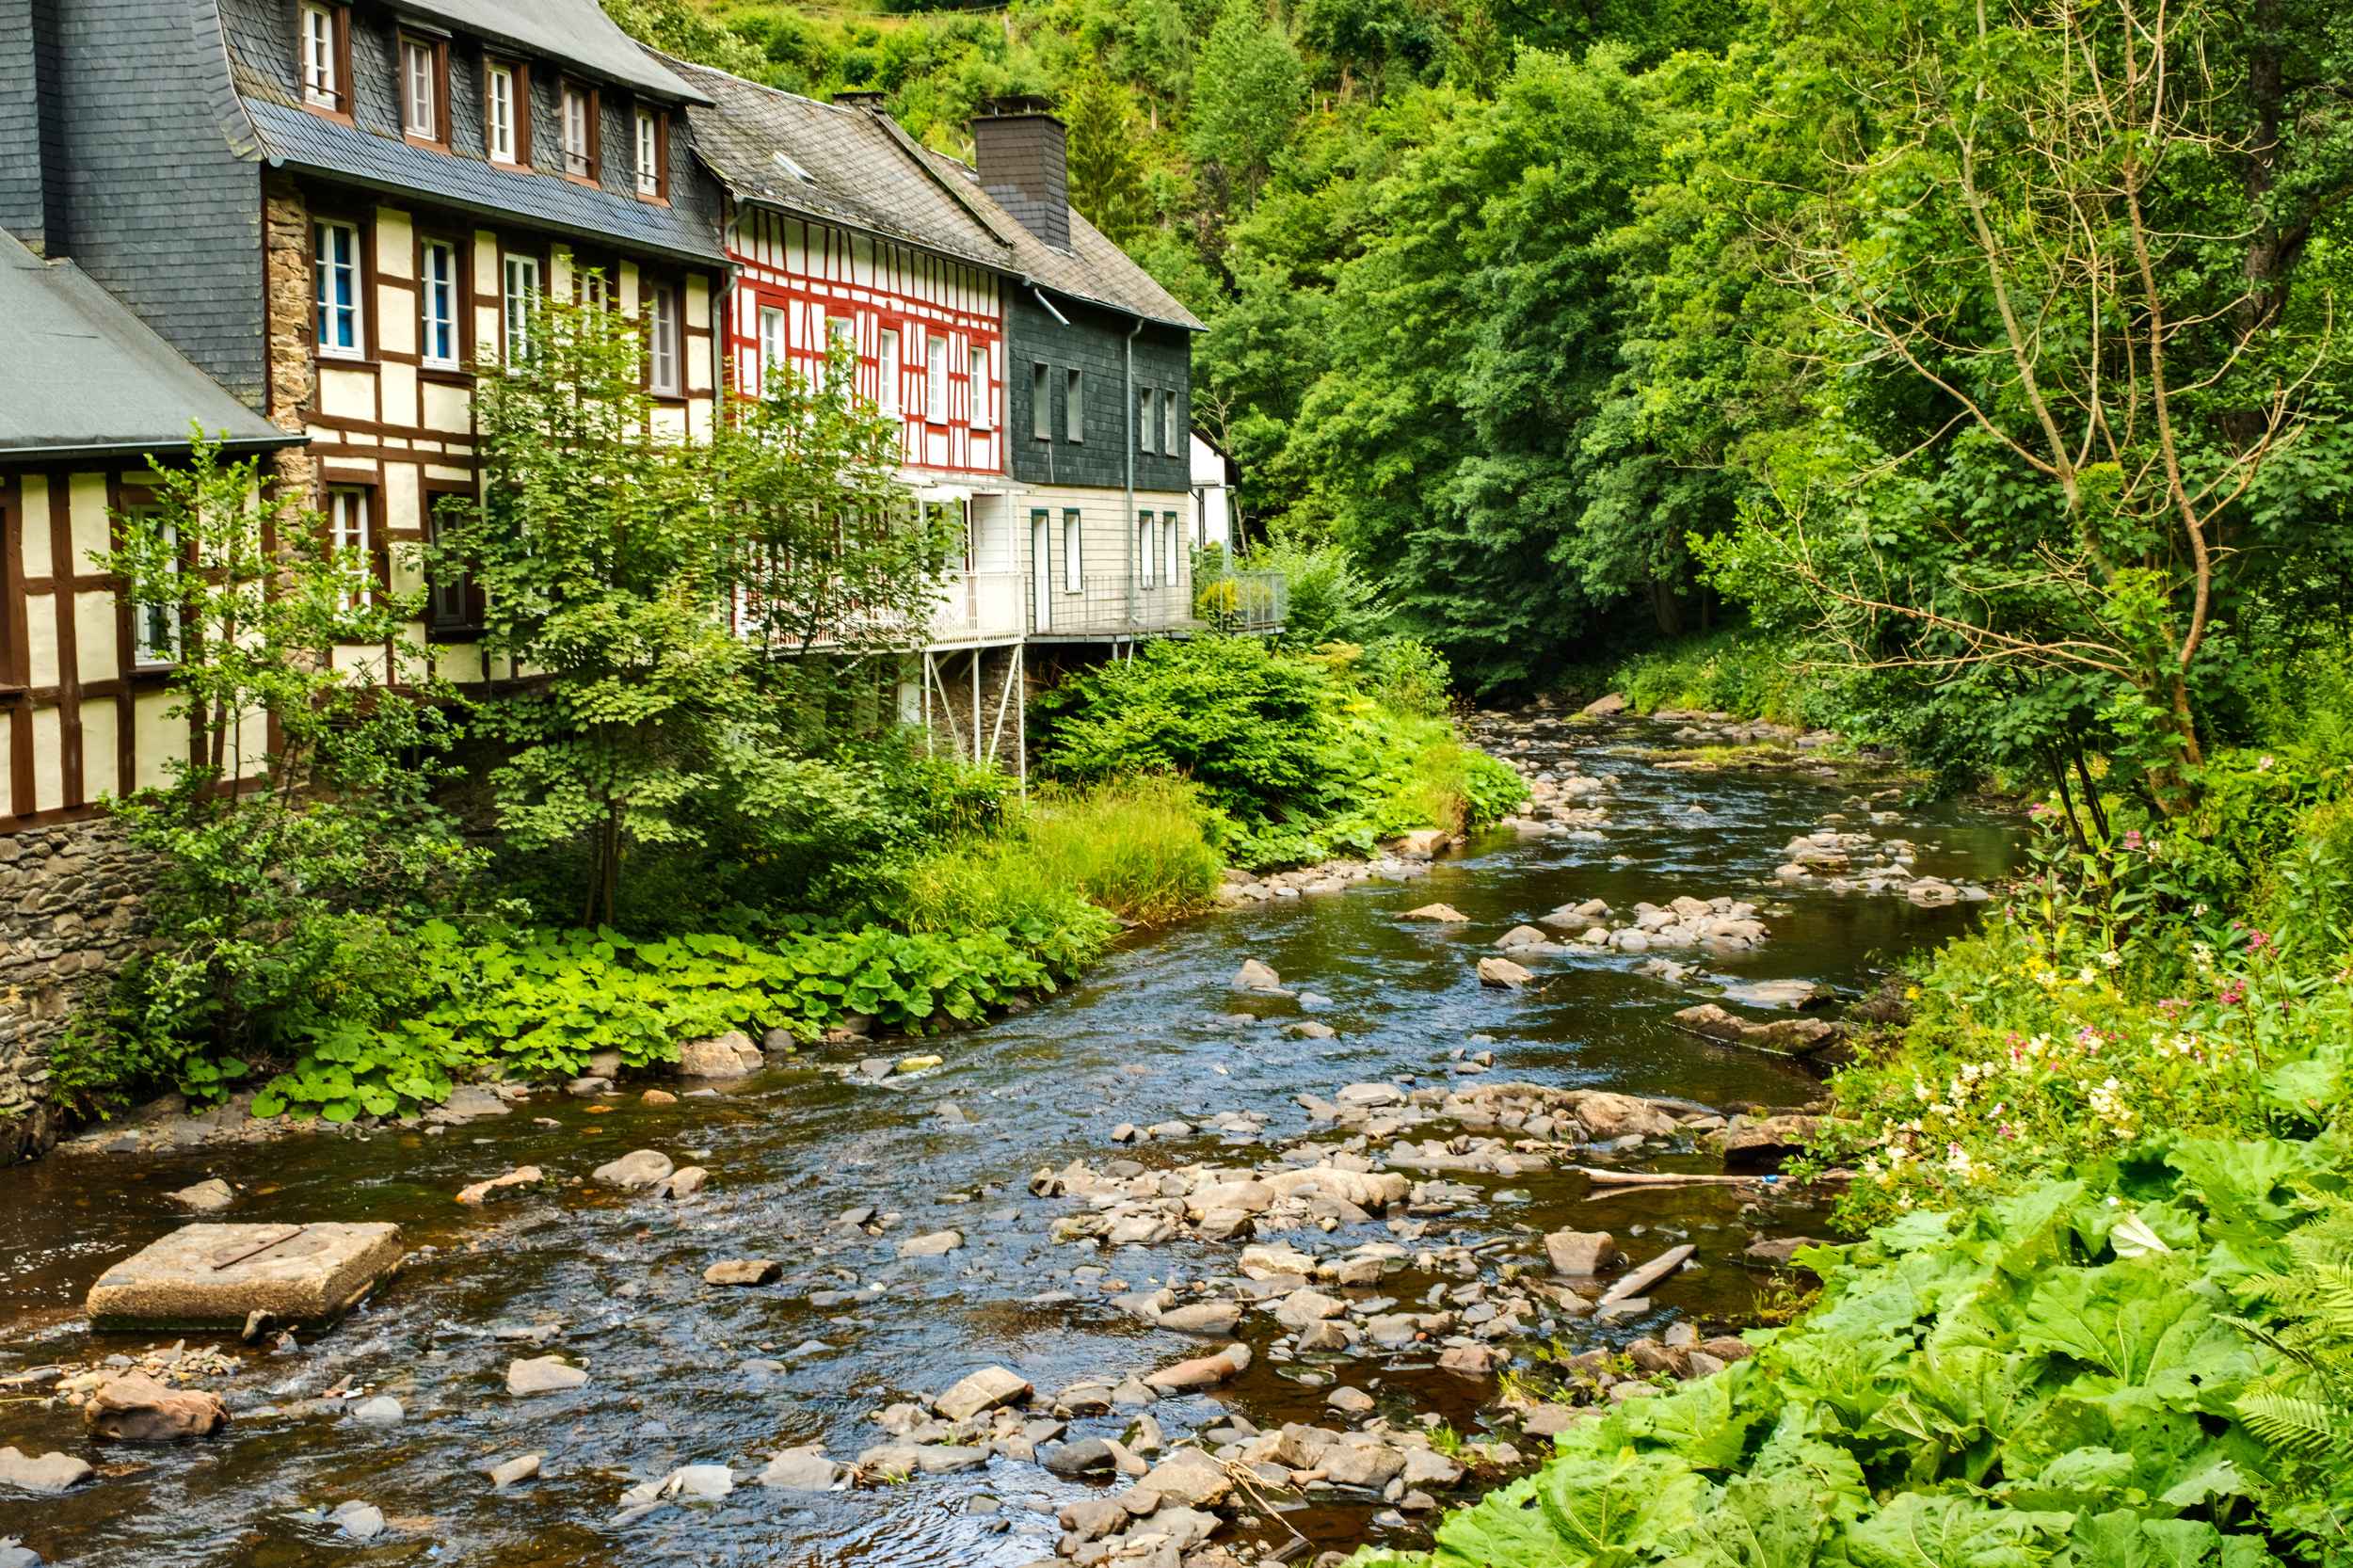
[2235,1391,2353,1463]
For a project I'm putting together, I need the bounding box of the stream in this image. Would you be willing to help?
[0,711,2022,1567]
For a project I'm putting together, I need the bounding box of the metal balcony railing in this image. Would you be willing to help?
[1192,569,1287,633]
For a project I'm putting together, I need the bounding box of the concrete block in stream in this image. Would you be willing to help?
[87,1223,404,1333]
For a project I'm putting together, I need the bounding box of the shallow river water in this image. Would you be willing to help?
[0,715,2021,1567]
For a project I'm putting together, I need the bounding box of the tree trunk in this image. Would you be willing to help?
[1648,577,1684,636]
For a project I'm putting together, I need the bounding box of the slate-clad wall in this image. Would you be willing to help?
[51,0,268,406]
[1006,291,1191,492]
[0,0,63,252]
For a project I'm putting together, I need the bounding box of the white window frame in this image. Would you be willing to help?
[421,239,458,369]
[400,38,437,139]
[300,4,338,109]
[649,282,680,396]
[1163,390,1179,456]
[759,305,787,396]
[503,253,539,363]
[634,108,661,198]
[1063,508,1082,594]
[1032,362,1050,440]
[1138,509,1156,587]
[1164,510,1181,585]
[562,85,593,179]
[968,344,989,429]
[1065,368,1083,443]
[128,504,181,666]
[925,333,948,425]
[328,487,371,613]
[1139,386,1155,453]
[1031,509,1052,632]
[486,64,517,163]
[313,218,361,359]
[878,328,901,417]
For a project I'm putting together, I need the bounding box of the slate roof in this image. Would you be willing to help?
[216,0,723,264]
[661,54,1202,331]
[389,0,705,103]
[238,99,723,264]
[0,228,299,459]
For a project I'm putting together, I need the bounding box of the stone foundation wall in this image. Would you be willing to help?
[0,817,157,1163]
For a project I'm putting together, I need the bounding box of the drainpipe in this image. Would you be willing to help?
[1124,316,1141,642]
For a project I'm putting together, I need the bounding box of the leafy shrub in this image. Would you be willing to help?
[1609,627,1831,726]
[249,915,1101,1120]
[1354,1138,2336,1568]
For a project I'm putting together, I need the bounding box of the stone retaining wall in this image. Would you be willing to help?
[0,816,156,1163]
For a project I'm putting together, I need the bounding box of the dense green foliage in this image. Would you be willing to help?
[1358,1138,2341,1567]
[1031,635,1524,865]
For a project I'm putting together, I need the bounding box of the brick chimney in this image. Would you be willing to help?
[970,95,1068,252]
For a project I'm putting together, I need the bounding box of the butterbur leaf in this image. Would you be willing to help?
[1840,1491,2072,1568]
[1535,1446,1707,1560]
[2109,1212,2173,1258]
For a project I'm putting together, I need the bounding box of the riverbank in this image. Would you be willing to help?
[0,708,2021,1567]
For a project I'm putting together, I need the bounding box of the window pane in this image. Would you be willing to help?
[879,329,900,416]
[302,7,336,105]
[402,41,434,137]
[504,255,536,360]
[1031,363,1049,440]
[422,241,456,364]
[1165,512,1181,583]
[1163,390,1179,456]
[314,220,359,352]
[488,68,513,160]
[1065,369,1082,442]
[968,345,988,429]
[328,488,370,611]
[636,112,659,195]
[925,334,946,424]
[1064,509,1081,592]
[1138,510,1154,586]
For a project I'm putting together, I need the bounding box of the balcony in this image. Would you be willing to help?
[761,567,1286,652]
[1191,569,1287,634]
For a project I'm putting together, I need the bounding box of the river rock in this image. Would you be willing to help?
[87,1222,405,1334]
[82,1373,228,1440]
[1045,1436,1117,1476]
[507,1357,589,1396]
[1478,956,1535,989]
[1435,1344,1506,1376]
[456,1165,542,1205]
[1325,1384,1375,1415]
[1565,1092,1677,1140]
[1401,904,1467,921]
[1522,1405,1591,1437]
[1145,1343,1250,1391]
[679,1031,763,1078]
[641,1089,677,1106]
[328,1501,385,1540]
[897,1229,963,1257]
[935,1366,1032,1420]
[1195,1208,1256,1242]
[488,1452,542,1488]
[1543,1229,1616,1275]
[663,1167,709,1199]
[567,1077,612,1096]
[1322,1435,1403,1487]
[1138,1449,1233,1510]
[1234,959,1283,991]
[167,1179,235,1214]
[0,1448,92,1494]
[1745,1236,1829,1268]
[1716,1116,1821,1168]
[1496,925,1548,949]
[1272,1288,1349,1326]
[1401,1448,1465,1487]
[591,1149,675,1189]
[1582,693,1627,715]
[1159,1301,1243,1335]
[703,1258,781,1287]
[350,1396,404,1424]
[759,1449,841,1490]
[1336,1082,1402,1108]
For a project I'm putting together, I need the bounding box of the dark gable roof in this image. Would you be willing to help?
[392,0,705,103]
[661,53,1202,331]
[0,229,297,459]
[216,0,723,265]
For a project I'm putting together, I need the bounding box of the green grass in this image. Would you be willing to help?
[876,776,1225,931]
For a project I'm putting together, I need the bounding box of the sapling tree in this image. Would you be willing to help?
[77,428,471,1093]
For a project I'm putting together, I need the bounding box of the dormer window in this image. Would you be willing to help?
[485,60,528,166]
[561,84,598,181]
[299,3,347,113]
[633,108,666,200]
[399,37,445,143]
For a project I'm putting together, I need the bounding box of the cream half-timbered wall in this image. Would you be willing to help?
[287,193,720,689]
[0,470,211,823]
[728,206,1000,478]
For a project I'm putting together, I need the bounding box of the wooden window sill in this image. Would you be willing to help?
[301,102,355,125]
